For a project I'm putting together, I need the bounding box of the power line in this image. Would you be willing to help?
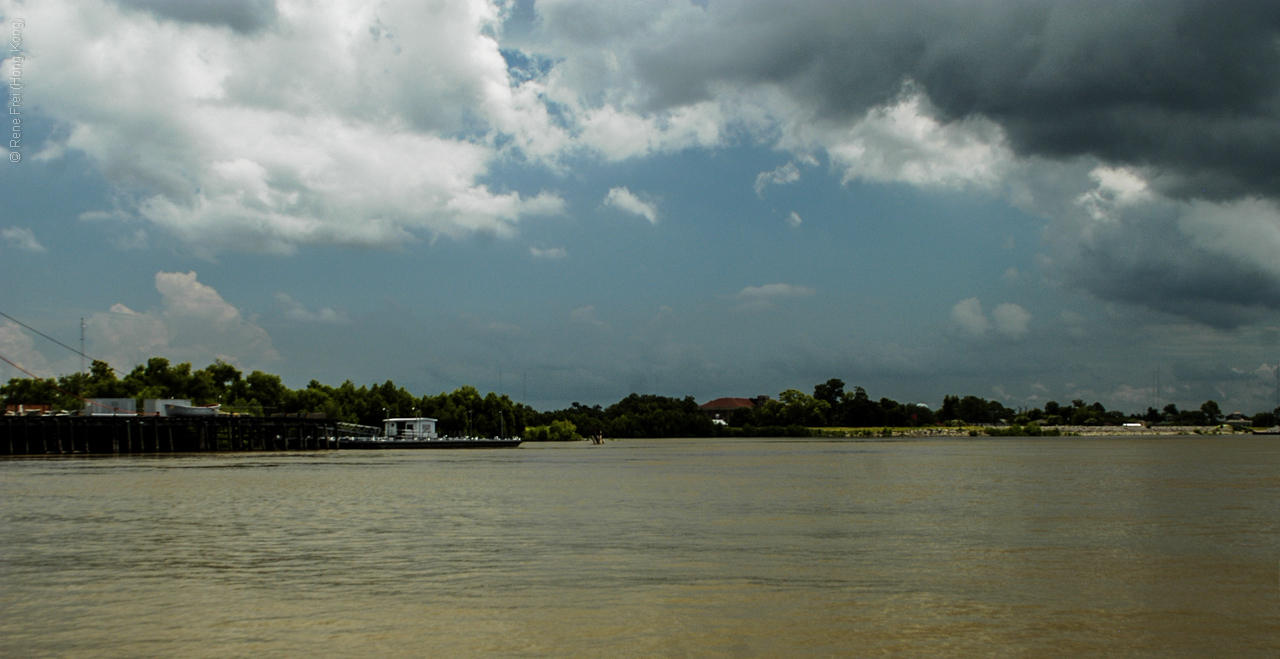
[0,311,97,362]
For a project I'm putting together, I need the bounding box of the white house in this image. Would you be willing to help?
[384,417,438,439]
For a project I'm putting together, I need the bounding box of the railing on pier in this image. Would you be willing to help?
[335,422,381,438]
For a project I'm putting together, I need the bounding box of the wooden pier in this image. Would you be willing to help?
[0,415,340,456]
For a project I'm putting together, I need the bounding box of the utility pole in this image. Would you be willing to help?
[1155,365,1161,413]
[1152,366,1157,412]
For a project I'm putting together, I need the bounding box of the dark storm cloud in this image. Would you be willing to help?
[1046,196,1280,328]
[532,0,1280,328]
[1061,238,1280,329]
[914,1,1280,201]
[117,0,277,34]
[626,0,1280,200]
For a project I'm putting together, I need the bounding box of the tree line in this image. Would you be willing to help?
[0,358,533,437]
[1,361,1270,438]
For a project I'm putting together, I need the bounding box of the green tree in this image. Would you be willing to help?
[956,395,998,424]
[120,357,199,400]
[596,394,710,438]
[841,386,884,426]
[0,376,62,407]
[243,370,289,413]
[524,419,582,441]
[813,378,845,423]
[938,395,961,422]
[1200,400,1222,425]
[79,360,125,398]
[776,389,830,426]
[194,360,242,404]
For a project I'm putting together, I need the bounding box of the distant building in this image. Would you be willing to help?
[698,396,768,425]
[1224,412,1251,429]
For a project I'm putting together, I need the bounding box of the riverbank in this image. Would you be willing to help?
[814,424,1258,438]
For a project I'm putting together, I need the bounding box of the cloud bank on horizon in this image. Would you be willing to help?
[5,0,1280,409]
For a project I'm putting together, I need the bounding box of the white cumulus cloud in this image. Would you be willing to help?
[0,321,60,379]
[275,293,349,324]
[20,0,567,255]
[817,88,1011,190]
[603,187,658,224]
[953,298,1032,340]
[569,305,610,331]
[952,298,993,336]
[88,271,278,372]
[736,283,815,299]
[530,246,568,260]
[577,101,725,162]
[755,162,802,197]
[2,227,45,252]
[991,303,1032,339]
[733,283,815,310]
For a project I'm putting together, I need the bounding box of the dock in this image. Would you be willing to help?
[0,415,340,456]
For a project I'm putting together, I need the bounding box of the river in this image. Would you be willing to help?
[1,436,1277,657]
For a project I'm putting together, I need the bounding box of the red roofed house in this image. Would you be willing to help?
[699,396,769,426]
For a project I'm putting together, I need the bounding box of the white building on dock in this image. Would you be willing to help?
[385,417,438,439]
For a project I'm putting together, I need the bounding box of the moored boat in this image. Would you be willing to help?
[164,403,221,417]
[339,436,523,449]
[338,416,522,449]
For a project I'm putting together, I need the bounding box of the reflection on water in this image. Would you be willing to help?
[2,437,1278,658]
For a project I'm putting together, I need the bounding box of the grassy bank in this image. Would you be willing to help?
[812,424,1258,438]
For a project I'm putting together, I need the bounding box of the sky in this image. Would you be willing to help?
[4,0,1280,414]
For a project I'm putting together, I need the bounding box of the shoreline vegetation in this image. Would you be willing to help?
[2,359,1277,441]
[812,425,1249,438]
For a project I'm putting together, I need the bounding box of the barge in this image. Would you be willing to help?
[338,417,522,449]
